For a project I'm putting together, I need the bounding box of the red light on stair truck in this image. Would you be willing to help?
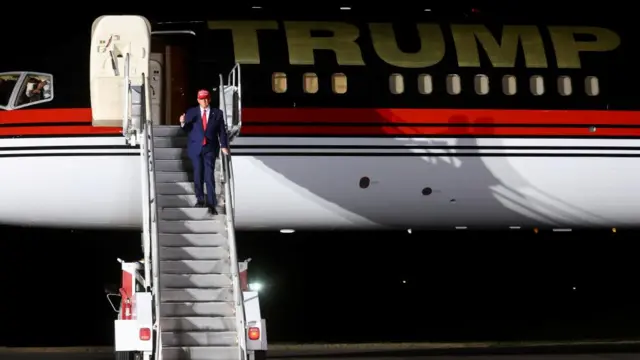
[248,327,260,340]
[140,328,151,341]
[122,299,132,320]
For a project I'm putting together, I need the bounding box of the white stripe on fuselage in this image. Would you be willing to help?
[1,135,639,230]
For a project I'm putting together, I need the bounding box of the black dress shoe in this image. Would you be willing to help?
[208,207,218,215]
[195,200,206,208]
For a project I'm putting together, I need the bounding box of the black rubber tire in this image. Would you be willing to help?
[115,351,138,360]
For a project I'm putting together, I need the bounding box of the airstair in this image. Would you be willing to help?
[89,15,265,360]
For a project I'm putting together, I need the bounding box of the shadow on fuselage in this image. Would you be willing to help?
[248,111,609,229]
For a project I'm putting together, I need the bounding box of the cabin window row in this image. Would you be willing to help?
[391,74,600,97]
[272,72,347,94]
[270,72,600,97]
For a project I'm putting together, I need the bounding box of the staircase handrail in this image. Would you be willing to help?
[143,74,163,360]
[138,78,152,289]
[220,69,244,360]
[138,73,162,360]
[227,63,242,131]
[222,151,246,360]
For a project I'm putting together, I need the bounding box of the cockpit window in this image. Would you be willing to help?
[14,73,54,108]
[0,73,20,108]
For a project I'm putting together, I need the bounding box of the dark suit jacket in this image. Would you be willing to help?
[182,106,229,158]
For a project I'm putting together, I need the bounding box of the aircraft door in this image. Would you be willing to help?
[149,54,163,126]
[89,15,151,128]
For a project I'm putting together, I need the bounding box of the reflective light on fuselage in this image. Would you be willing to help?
[553,228,572,232]
[251,5,262,9]
[280,229,295,234]
[340,6,351,10]
[455,226,467,230]
[509,226,521,230]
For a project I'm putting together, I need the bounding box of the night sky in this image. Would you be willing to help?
[0,226,638,346]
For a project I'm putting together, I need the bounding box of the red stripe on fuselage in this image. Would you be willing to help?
[242,108,640,126]
[0,108,92,124]
[0,107,639,137]
[240,126,640,137]
[0,125,122,136]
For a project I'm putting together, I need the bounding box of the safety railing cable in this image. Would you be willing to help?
[122,53,131,141]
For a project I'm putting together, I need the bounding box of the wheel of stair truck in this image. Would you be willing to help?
[249,350,267,360]
[115,351,141,360]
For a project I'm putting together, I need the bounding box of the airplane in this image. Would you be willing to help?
[0,8,638,231]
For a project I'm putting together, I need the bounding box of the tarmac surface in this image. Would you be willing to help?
[3,342,640,360]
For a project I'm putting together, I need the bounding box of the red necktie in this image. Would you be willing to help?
[202,109,207,145]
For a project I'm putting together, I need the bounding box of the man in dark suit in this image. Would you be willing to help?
[179,89,230,215]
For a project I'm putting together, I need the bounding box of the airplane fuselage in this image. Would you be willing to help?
[1,12,639,230]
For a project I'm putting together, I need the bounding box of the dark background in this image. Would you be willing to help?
[0,226,638,346]
[0,3,637,348]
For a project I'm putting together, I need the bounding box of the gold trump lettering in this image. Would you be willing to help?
[452,25,548,68]
[283,21,365,65]
[369,23,445,68]
[547,26,621,68]
[208,21,278,64]
[208,21,621,69]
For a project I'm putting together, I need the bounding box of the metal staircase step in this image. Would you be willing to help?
[160,246,229,261]
[154,137,187,148]
[159,234,228,247]
[158,194,225,209]
[153,126,186,137]
[160,260,230,274]
[156,160,192,172]
[159,220,226,234]
[161,302,235,317]
[161,316,236,332]
[156,159,222,173]
[162,346,240,360]
[157,182,222,196]
[155,147,187,160]
[161,288,233,302]
[162,331,237,347]
[156,171,192,183]
[161,208,225,221]
[161,274,231,288]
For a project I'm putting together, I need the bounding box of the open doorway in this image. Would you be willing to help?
[150,32,197,126]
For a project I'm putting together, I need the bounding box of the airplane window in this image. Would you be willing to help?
[474,74,489,95]
[502,75,517,95]
[557,76,572,96]
[446,74,461,95]
[530,75,544,96]
[389,73,404,94]
[332,73,347,94]
[0,73,21,108]
[418,74,433,95]
[585,76,600,96]
[14,73,54,108]
[272,72,287,93]
[303,73,318,94]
